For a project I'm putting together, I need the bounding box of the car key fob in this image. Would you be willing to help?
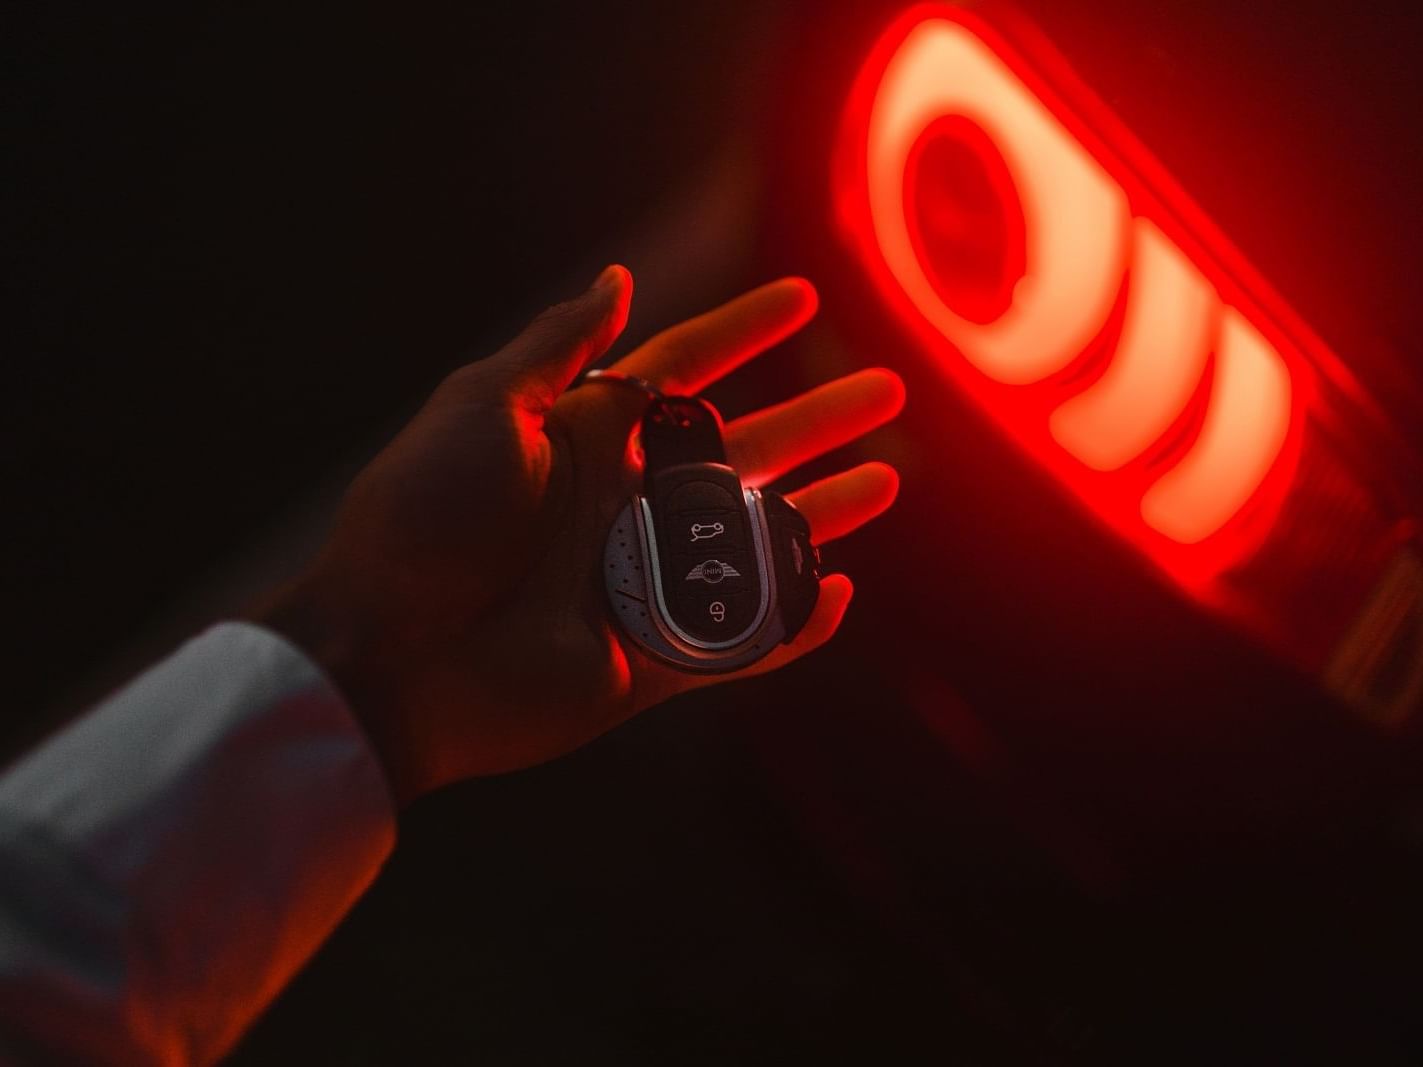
[604,394,821,673]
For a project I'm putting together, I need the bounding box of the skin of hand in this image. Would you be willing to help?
[253,267,904,807]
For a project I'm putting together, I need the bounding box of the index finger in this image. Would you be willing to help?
[611,277,818,395]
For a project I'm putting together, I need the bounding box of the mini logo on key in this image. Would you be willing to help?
[686,560,740,584]
[690,522,725,542]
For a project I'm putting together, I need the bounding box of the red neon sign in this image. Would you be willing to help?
[835,4,1317,585]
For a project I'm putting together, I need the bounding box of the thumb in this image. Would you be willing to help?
[492,265,633,412]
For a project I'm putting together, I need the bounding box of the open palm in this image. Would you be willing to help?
[259,268,904,804]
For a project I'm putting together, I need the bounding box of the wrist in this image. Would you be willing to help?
[247,570,428,809]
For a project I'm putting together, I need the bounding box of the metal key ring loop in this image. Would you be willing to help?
[574,368,666,400]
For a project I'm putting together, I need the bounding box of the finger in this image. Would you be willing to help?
[612,277,817,395]
[788,462,900,544]
[490,265,633,412]
[725,368,905,486]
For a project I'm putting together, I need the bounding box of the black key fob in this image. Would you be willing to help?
[604,395,821,673]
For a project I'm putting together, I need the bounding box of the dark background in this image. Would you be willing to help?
[6,1,1423,1062]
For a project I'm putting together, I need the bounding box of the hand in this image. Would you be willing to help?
[254,268,904,806]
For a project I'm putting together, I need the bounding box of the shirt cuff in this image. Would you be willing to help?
[0,621,397,1064]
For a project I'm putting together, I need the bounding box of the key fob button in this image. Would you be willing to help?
[673,509,740,549]
[676,590,758,642]
[664,479,740,514]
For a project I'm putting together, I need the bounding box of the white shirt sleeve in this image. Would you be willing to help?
[0,622,397,1066]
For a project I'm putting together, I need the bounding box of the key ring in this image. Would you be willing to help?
[575,368,665,400]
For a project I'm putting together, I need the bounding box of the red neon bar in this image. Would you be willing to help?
[835,3,1319,586]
